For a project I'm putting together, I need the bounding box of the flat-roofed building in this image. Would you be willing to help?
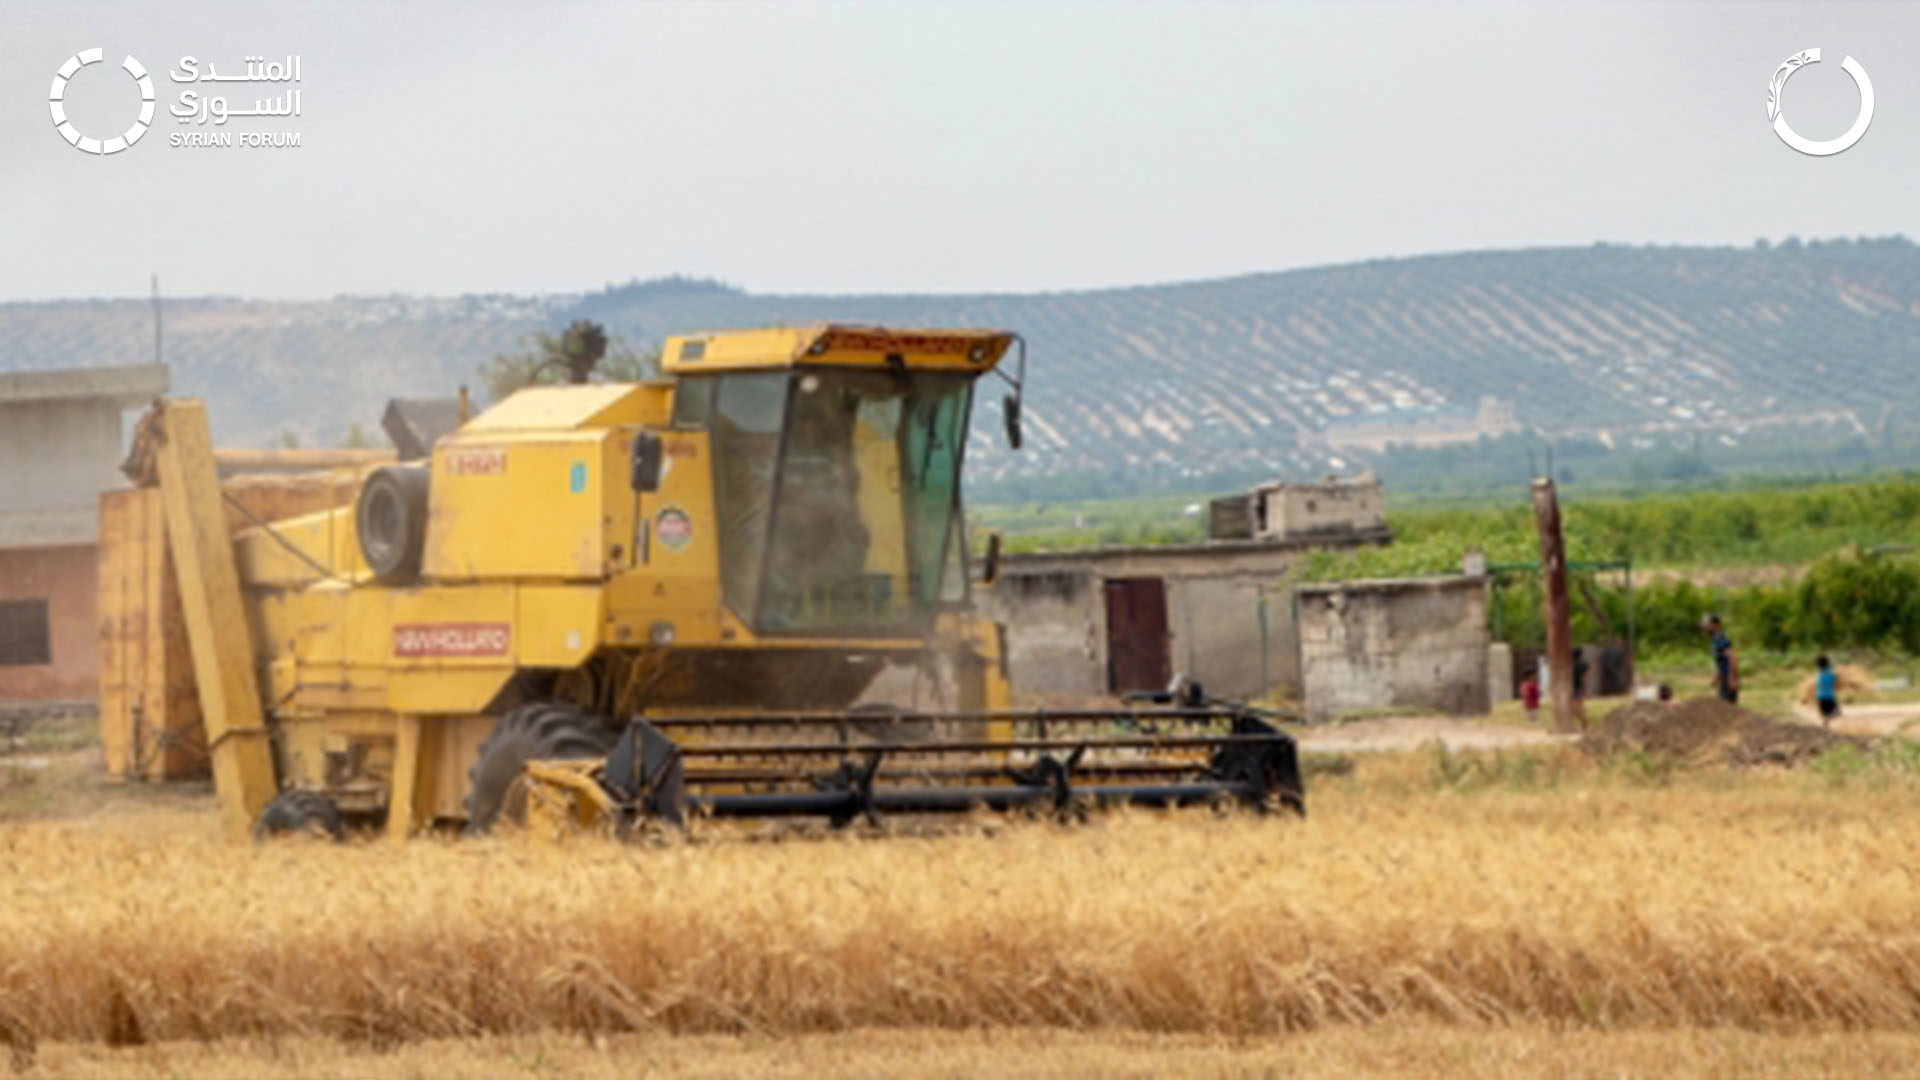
[0,363,168,706]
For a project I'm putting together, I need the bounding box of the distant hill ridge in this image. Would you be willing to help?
[4,239,1917,487]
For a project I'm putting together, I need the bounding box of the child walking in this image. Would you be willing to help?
[1814,655,1840,726]
[1520,671,1541,723]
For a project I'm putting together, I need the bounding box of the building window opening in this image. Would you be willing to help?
[0,598,51,667]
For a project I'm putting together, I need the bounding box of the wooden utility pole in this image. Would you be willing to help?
[1530,477,1578,733]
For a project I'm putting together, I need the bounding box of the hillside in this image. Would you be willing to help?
[5,239,1919,491]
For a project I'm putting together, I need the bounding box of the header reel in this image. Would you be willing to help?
[519,703,1305,838]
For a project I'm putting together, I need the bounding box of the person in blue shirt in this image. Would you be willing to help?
[1814,655,1840,725]
[1702,614,1739,705]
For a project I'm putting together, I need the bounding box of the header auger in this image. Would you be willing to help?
[104,324,1303,840]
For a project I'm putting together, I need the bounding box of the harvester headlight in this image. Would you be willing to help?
[968,344,988,364]
[649,621,676,646]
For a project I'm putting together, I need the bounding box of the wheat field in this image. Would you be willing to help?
[22,1026,1920,1079]
[4,751,1920,1061]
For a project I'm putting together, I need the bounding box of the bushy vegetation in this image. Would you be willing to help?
[983,472,1920,564]
[977,473,1920,657]
[1307,477,1920,655]
[1482,551,1920,655]
[1312,473,1920,572]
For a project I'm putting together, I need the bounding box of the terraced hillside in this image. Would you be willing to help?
[4,239,1918,489]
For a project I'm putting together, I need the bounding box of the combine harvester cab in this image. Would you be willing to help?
[107,325,1304,840]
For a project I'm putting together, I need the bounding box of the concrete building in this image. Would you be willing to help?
[1294,575,1491,719]
[981,543,1304,701]
[1209,474,1388,544]
[0,364,168,705]
[989,475,1396,703]
[1308,397,1520,453]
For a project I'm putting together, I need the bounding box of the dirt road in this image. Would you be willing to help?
[1790,702,1920,738]
[1295,716,1574,754]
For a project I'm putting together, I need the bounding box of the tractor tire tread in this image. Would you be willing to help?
[253,789,348,841]
[463,701,614,833]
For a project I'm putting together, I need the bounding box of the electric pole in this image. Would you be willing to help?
[1531,476,1578,732]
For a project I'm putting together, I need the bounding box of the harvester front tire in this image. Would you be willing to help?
[356,465,430,584]
[464,703,615,833]
[252,789,348,841]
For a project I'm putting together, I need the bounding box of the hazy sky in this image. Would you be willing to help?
[6,1,1917,301]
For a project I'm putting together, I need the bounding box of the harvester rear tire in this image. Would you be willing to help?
[355,465,430,584]
[464,702,615,833]
[252,789,347,841]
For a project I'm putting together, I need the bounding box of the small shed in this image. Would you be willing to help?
[981,539,1352,702]
[1294,574,1491,719]
[1209,474,1387,544]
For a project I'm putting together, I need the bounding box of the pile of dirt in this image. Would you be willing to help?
[1580,696,1863,768]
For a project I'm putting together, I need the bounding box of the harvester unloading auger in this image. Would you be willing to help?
[110,325,1304,840]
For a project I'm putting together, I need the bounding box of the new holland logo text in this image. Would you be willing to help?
[393,623,510,658]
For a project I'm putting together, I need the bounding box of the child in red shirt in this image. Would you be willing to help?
[1520,674,1541,723]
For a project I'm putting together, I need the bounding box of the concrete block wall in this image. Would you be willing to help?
[1165,574,1297,700]
[1259,478,1386,541]
[1297,575,1490,719]
[981,569,1105,697]
[0,400,129,519]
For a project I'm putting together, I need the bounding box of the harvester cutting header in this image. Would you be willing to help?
[106,324,1303,840]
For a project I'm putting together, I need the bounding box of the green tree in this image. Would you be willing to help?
[478,319,660,404]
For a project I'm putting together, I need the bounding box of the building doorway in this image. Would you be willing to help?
[1104,577,1170,692]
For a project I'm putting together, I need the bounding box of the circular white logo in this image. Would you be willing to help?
[1768,48,1873,157]
[49,48,155,155]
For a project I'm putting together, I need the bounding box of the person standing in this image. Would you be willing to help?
[1520,671,1541,723]
[1814,655,1840,725]
[1703,614,1739,704]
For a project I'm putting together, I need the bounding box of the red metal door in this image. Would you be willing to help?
[1104,577,1171,692]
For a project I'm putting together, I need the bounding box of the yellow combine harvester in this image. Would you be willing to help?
[109,325,1303,840]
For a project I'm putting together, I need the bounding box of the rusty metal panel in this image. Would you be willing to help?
[1104,577,1170,693]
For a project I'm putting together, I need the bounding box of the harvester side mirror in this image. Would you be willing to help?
[630,432,663,493]
[1003,393,1023,451]
[981,530,1002,586]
